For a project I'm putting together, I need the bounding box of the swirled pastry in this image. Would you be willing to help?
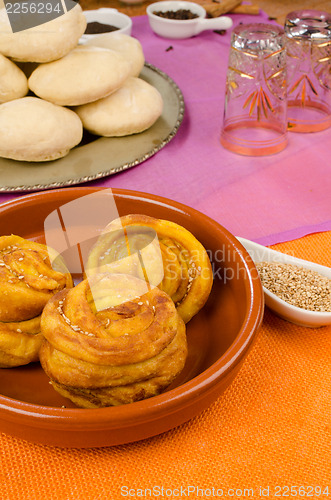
[85,215,213,324]
[0,235,73,368]
[39,274,187,408]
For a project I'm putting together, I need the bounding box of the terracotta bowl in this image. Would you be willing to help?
[0,187,263,448]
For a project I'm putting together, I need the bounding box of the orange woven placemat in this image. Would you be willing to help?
[0,232,330,500]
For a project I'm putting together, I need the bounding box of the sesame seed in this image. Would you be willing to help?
[256,262,331,312]
[17,328,22,333]
[56,297,95,336]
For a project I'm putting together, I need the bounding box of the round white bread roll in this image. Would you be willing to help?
[0,54,28,103]
[75,77,163,137]
[0,5,86,63]
[85,33,145,77]
[28,45,131,106]
[0,97,83,162]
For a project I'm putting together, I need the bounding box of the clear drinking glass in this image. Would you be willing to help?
[285,10,331,132]
[220,23,287,156]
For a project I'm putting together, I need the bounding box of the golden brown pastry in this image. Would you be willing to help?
[85,215,213,324]
[39,273,187,408]
[0,235,73,368]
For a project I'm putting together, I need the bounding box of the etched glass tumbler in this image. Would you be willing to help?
[220,23,287,156]
[285,10,331,132]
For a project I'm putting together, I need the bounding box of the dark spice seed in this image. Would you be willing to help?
[85,22,119,34]
[153,9,199,20]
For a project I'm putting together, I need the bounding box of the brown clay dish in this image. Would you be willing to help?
[0,187,263,448]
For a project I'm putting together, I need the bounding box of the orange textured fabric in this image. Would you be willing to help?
[0,232,330,500]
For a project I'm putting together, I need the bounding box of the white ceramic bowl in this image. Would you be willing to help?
[146,1,233,39]
[80,8,132,43]
[237,237,331,328]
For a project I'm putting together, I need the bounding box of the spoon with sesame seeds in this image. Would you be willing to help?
[237,237,331,328]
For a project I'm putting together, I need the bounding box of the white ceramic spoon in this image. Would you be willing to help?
[146,1,233,39]
[237,237,331,328]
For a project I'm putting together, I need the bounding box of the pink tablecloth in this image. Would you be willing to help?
[0,12,330,246]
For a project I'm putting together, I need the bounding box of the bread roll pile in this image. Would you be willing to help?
[0,6,163,162]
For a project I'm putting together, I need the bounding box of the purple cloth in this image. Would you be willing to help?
[0,12,330,246]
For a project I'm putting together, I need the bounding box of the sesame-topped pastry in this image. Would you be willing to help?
[39,273,187,408]
[0,235,73,368]
[85,215,213,324]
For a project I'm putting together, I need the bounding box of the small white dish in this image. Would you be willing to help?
[146,1,233,39]
[237,237,331,328]
[80,8,132,43]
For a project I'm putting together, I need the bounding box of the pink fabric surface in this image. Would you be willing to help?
[0,12,330,246]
